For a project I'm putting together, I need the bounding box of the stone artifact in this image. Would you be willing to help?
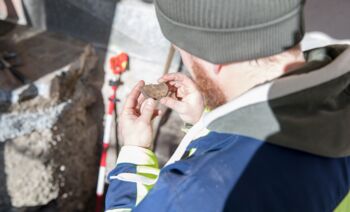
[141,82,169,100]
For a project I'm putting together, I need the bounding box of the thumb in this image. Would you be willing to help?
[140,98,157,122]
[160,97,186,113]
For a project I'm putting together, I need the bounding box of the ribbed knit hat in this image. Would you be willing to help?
[155,0,306,64]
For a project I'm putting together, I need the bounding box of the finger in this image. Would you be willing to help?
[159,73,186,82]
[136,94,146,111]
[159,97,186,113]
[169,81,184,88]
[168,87,184,100]
[140,107,161,120]
[151,109,162,120]
[160,73,198,91]
[159,73,190,84]
[140,98,157,122]
[123,81,145,112]
[167,81,189,97]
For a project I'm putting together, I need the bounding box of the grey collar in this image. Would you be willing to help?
[206,45,350,158]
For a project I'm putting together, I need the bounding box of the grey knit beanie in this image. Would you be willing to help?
[155,0,306,64]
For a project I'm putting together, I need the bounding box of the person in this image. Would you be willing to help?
[105,0,350,211]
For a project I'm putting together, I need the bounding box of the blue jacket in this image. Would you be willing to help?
[106,46,350,212]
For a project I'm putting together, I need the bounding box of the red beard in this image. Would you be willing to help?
[192,62,226,110]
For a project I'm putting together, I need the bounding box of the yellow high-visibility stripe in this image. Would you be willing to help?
[335,190,350,212]
[135,166,160,205]
[189,148,197,157]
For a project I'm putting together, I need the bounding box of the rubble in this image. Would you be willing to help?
[0,46,100,211]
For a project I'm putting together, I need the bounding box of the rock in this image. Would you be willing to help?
[0,46,100,211]
[18,83,38,103]
[141,83,169,100]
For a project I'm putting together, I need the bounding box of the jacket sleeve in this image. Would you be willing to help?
[105,146,160,212]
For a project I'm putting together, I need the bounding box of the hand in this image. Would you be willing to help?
[118,81,160,149]
[159,73,204,125]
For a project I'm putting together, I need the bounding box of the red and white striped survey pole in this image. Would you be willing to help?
[95,53,129,212]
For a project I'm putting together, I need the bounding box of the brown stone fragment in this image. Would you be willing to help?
[141,82,169,100]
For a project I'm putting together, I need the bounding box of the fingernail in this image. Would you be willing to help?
[146,98,155,106]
